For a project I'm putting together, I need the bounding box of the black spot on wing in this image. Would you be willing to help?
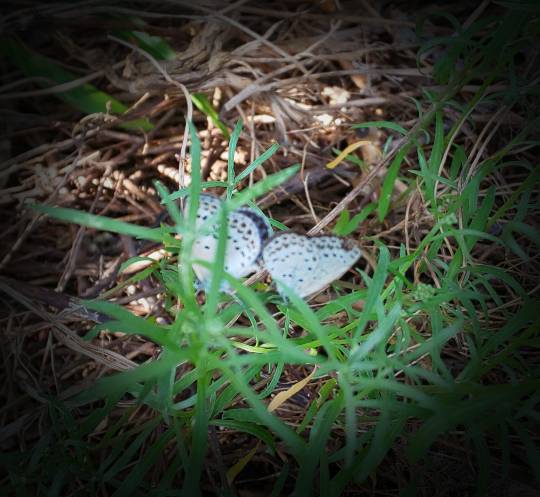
[238,208,272,244]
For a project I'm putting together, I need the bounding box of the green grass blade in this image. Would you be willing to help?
[353,245,390,341]
[295,397,344,495]
[30,204,163,241]
[425,110,444,211]
[227,120,243,198]
[235,142,280,184]
[378,146,410,221]
[352,121,408,135]
[114,29,176,61]
[191,93,230,138]
[0,37,153,131]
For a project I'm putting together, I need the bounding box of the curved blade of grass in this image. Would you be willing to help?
[83,300,180,350]
[227,120,244,198]
[489,167,540,227]
[378,145,410,221]
[353,244,390,341]
[269,463,290,497]
[178,121,203,306]
[112,428,175,497]
[73,351,190,405]
[510,420,540,485]
[333,204,377,236]
[204,199,229,314]
[350,302,402,362]
[227,164,300,209]
[114,29,176,61]
[0,38,153,131]
[182,367,211,495]
[352,121,408,135]
[235,142,280,184]
[168,163,298,206]
[294,397,343,495]
[30,204,163,242]
[191,93,230,138]
[226,441,259,484]
[424,110,444,211]
[210,357,306,458]
[102,417,162,481]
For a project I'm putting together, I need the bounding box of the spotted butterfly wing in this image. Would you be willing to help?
[185,194,271,292]
[262,232,361,298]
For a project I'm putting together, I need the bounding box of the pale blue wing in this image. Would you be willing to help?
[309,236,361,294]
[263,233,361,298]
[262,232,321,298]
[184,193,270,292]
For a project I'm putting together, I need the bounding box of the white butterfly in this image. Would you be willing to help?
[184,193,271,292]
[262,232,361,298]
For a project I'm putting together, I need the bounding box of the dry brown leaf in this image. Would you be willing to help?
[267,367,317,413]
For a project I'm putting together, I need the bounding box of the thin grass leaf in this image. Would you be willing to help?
[227,120,243,198]
[182,369,211,495]
[378,146,410,221]
[353,245,390,340]
[73,352,189,405]
[269,463,290,497]
[294,397,344,495]
[31,204,163,241]
[213,420,275,452]
[511,420,540,485]
[278,289,338,364]
[326,140,378,169]
[354,401,406,484]
[48,468,66,497]
[333,210,351,235]
[167,181,228,201]
[111,428,175,497]
[350,302,402,361]
[115,29,176,61]
[501,229,529,261]
[467,185,496,249]
[235,142,280,184]
[178,121,204,305]
[226,442,260,484]
[341,379,357,468]
[334,204,377,236]
[489,166,539,226]
[155,180,183,228]
[102,417,162,481]
[505,220,540,246]
[204,201,229,314]
[331,146,365,168]
[83,300,179,349]
[229,164,300,209]
[450,144,467,180]
[468,425,490,497]
[352,121,408,135]
[191,92,230,138]
[0,38,153,131]
[258,363,285,399]
[426,111,444,210]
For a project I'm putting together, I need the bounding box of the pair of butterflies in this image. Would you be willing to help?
[185,193,361,299]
